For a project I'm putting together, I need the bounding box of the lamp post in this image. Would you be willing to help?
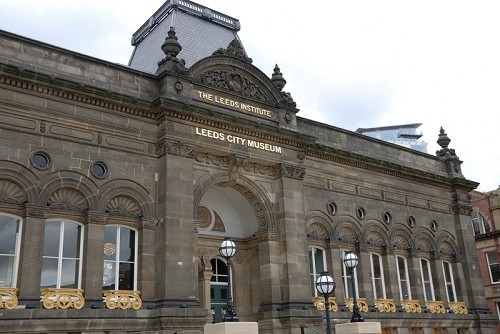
[343,252,364,322]
[219,237,238,322]
[315,271,335,334]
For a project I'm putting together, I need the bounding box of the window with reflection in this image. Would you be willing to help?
[0,214,22,287]
[420,258,435,301]
[103,226,137,290]
[308,247,326,297]
[486,251,500,284]
[471,210,490,236]
[41,220,83,288]
[341,249,358,298]
[370,253,386,299]
[442,261,456,302]
[396,255,411,300]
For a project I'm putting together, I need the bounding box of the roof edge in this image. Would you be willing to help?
[131,0,240,46]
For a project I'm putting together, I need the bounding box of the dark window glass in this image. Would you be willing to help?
[32,152,50,169]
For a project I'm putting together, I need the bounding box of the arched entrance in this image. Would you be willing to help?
[195,176,272,322]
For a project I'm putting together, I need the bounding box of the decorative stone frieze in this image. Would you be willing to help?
[157,139,197,158]
[156,318,208,328]
[255,230,279,242]
[279,164,306,180]
[229,154,248,182]
[25,207,46,218]
[244,163,280,177]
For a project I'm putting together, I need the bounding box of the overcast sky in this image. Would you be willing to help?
[1,0,499,192]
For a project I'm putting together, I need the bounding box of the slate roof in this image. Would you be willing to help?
[128,0,242,73]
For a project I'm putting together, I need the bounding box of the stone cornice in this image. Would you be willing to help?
[306,145,478,191]
[0,65,154,118]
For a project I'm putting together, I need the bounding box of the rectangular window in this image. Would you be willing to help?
[396,256,411,300]
[341,250,358,299]
[442,261,456,302]
[420,258,434,301]
[309,247,326,297]
[370,253,386,299]
[486,251,500,284]
[41,220,83,289]
[0,215,22,288]
[103,226,137,291]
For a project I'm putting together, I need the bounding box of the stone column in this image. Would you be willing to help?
[17,206,46,307]
[81,213,106,308]
[139,219,157,303]
[155,139,199,307]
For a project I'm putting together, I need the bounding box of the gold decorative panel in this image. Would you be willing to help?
[401,299,422,313]
[103,290,142,310]
[425,300,445,314]
[0,288,18,309]
[312,296,338,312]
[448,301,468,314]
[374,298,396,312]
[344,297,368,312]
[41,288,84,309]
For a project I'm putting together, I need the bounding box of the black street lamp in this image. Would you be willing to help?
[219,237,238,322]
[315,271,336,334]
[343,252,364,322]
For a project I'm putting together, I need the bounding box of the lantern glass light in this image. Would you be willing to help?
[219,238,236,258]
[344,252,358,268]
[315,271,335,295]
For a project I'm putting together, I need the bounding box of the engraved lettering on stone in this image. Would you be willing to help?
[197,69,271,102]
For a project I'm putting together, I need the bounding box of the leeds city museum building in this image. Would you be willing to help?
[0,0,496,333]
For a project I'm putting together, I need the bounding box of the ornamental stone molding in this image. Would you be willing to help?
[48,188,88,212]
[255,230,279,242]
[86,213,108,225]
[195,152,229,167]
[212,39,253,63]
[244,162,280,177]
[157,139,198,158]
[0,180,27,205]
[25,207,46,218]
[155,318,208,329]
[141,219,158,230]
[279,164,305,180]
[229,154,248,182]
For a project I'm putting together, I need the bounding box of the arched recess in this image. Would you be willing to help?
[331,215,362,243]
[435,231,458,258]
[388,226,414,251]
[304,210,333,241]
[361,220,389,247]
[413,229,436,253]
[193,172,276,236]
[38,171,98,210]
[0,161,39,204]
[98,179,154,218]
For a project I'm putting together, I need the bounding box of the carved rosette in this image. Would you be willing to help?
[279,164,305,180]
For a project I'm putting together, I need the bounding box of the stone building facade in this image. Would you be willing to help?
[471,188,500,333]
[0,1,497,333]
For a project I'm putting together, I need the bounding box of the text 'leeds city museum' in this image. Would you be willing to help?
[0,0,496,333]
